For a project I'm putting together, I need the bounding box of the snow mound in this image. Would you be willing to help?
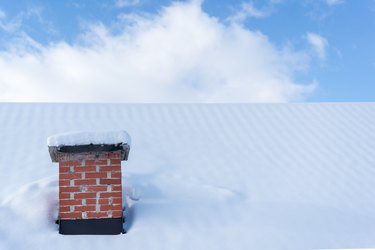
[0,176,137,250]
[47,130,131,147]
[1,177,58,230]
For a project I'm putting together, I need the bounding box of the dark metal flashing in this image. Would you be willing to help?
[48,143,130,162]
[59,218,124,235]
[58,144,124,153]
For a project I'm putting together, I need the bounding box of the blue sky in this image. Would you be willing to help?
[0,0,374,102]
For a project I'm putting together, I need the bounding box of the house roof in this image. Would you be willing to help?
[0,103,375,249]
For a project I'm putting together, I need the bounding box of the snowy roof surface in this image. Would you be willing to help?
[47,130,131,147]
[1,103,375,249]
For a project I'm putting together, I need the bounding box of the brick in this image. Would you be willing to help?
[86,212,107,219]
[100,178,121,185]
[112,197,122,205]
[112,210,123,218]
[100,165,121,171]
[100,192,122,198]
[100,204,122,211]
[85,159,107,166]
[60,186,81,193]
[86,172,107,179]
[98,198,110,205]
[74,166,96,172]
[110,159,121,165]
[94,159,108,165]
[83,160,95,166]
[87,185,107,192]
[59,160,81,167]
[75,192,96,199]
[60,199,82,206]
[59,180,70,187]
[74,179,96,185]
[112,185,122,192]
[59,206,71,213]
[59,193,70,200]
[98,198,121,205]
[74,205,96,212]
[111,171,121,178]
[59,173,82,180]
[59,166,71,173]
[85,199,97,205]
[60,212,81,220]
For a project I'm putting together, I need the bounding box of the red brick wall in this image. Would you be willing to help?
[58,151,123,220]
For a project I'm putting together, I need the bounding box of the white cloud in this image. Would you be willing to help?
[0,6,55,35]
[0,9,9,32]
[231,2,269,21]
[0,1,316,102]
[115,0,140,8]
[0,9,6,19]
[306,32,328,60]
[0,10,22,33]
[228,1,284,23]
[325,0,344,6]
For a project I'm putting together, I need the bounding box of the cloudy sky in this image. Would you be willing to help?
[0,0,374,102]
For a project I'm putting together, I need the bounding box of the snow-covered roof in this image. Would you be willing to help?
[47,130,131,147]
[1,103,375,249]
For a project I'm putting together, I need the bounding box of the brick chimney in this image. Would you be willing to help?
[48,130,130,235]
